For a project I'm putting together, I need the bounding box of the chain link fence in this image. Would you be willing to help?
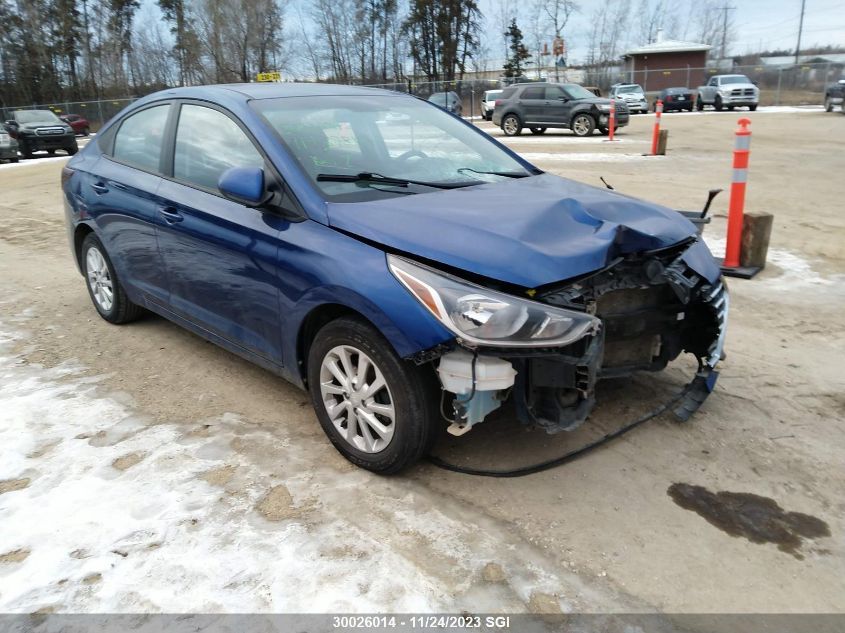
[1,98,137,133]
[3,61,839,131]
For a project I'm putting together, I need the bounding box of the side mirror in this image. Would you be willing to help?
[5,120,17,127]
[218,166,271,208]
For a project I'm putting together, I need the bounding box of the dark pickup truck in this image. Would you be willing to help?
[4,109,78,158]
[824,79,845,113]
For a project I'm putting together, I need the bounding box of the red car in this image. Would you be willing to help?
[60,114,91,136]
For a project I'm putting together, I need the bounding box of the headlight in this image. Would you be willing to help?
[388,255,600,348]
[598,104,611,112]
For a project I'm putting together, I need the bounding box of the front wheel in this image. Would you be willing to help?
[501,114,522,136]
[570,113,595,137]
[81,234,144,324]
[696,96,704,111]
[749,104,758,112]
[715,96,723,111]
[19,140,33,159]
[307,317,439,474]
[529,127,547,135]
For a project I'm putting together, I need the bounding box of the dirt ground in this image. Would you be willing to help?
[0,109,843,614]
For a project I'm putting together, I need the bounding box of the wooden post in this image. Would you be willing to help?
[657,129,669,155]
[740,211,773,269]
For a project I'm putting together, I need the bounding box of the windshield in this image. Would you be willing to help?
[616,85,643,94]
[562,84,597,100]
[252,95,534,202]
[721,76,752,85]
[14,110,62,124]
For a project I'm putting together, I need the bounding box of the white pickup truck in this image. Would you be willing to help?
[696,74,759,111]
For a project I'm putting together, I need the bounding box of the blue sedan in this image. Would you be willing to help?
[63,83,727,473]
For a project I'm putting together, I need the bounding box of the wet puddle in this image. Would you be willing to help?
[668,483,830,559]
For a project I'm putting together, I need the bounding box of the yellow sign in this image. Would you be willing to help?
[257,71,281,82]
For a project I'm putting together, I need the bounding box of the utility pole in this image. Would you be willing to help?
[719,4,736,65]
[795,0,807,65]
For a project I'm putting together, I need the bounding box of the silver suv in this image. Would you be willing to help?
[609,83,648,114]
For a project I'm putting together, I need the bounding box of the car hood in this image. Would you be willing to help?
[326,173,718,288]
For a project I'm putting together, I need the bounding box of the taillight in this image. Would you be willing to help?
[61,166,75,187]
[494,99,503,106]
[666,95,673,102]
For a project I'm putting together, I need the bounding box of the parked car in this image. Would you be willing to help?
[481,89,503,120]
[696,75,759,111]
[427,91,462,116]
[654,87,695,112]
[492,82,630,136]
[824,79,845,112]
[0,127,19,162]
[60,113,91,136]
[63,84,727,473]
[609,83,648,113]
[5,109,78,158]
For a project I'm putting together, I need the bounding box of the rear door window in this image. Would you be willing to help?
[112,104,170,172]
[173,104,264,192]
[520,87,544,99]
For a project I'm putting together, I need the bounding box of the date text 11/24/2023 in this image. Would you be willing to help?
[332,615,512,629]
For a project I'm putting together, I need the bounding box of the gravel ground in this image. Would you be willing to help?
[0,110,843,614]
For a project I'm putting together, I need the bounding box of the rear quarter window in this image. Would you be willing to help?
[111,104,170,172]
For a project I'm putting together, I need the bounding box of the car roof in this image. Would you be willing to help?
[142,82,404,102]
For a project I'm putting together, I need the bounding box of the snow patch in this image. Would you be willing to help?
[0,316,601,614]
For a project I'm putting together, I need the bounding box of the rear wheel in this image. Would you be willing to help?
[570,113,595,137]
[501,114,522,136]
[598,125,618,135]
[529,127,547,135]
[83,127,90,136]
[81,233,144,324]
[307,317,439,474]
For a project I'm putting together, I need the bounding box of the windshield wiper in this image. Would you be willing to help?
[316,172,476,190]
[456,167,532,178]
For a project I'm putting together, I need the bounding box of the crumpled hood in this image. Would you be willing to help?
[326,173,715,288]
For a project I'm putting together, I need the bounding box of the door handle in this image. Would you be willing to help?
[90,182,108,194]
[108,180,127,191]
[158,206,183,224]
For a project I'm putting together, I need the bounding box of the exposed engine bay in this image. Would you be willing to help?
[436,239,728,435]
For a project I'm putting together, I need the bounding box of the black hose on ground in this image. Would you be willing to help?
[426,376,699,478]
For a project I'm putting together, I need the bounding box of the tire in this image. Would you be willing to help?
[529,127,547,135]
[749,104,757,112]
[598,125,617,135]
[47,149,55,155]
[307,316,439,474]
[715,95,723,111]
[11,156,19,163]
[696,96,704,111]
[19,139,33,159]
[570,113,595,137]
[66,146,78,155]
[80,233,144,324]
[824,96,832,112]
[83,127,90,136]
[501,114,522,136]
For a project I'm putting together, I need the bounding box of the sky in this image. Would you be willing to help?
[137,0,845,69]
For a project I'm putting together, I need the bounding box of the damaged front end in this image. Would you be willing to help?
[390,240,727,436]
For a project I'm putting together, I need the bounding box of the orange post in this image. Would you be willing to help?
[723,118,752,269]
[608,99,616,141]
[650,99,663,155]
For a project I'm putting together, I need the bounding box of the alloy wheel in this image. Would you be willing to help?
[572,115,592,136]
[319,344,395,453]
[503,116,519,135]
[86,246,114,312]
